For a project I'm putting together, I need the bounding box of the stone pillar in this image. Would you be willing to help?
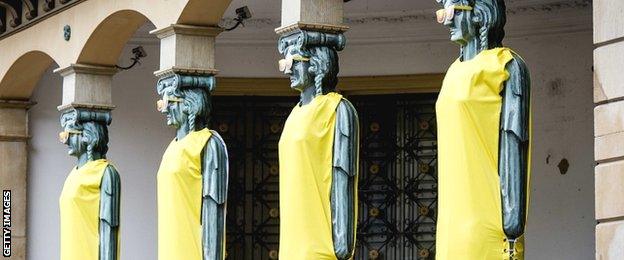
[277,0,348,34]
[594,1,624,259]
[53,63,117,111]
[0,100,33,260]
[151,24,222,80]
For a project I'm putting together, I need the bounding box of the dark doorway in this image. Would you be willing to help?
[212,93,438,260]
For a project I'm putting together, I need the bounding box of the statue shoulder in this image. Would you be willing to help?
[205,130,228,156]
[506,51,529,75]
[336,98,359,135]
[504,52,531,95]
[337,99,358,120]
[101,165,120,194]
[202,130,229,203]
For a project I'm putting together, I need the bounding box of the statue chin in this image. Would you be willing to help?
[289,78,311,93]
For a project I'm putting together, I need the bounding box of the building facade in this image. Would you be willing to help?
[0,0,613,259]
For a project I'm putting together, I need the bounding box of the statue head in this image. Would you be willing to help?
[156,74,216,131]
[59,109,111,161]
[436,0,506,51]
[278,31,346,96]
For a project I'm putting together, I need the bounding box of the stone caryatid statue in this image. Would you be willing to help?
[434,0,531,259]
[58,109,120,260]
[277,30,359,260]
[155,73,229,260]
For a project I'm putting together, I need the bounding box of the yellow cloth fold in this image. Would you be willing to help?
[435,48,528,259]
[278,92,344,260]
[157,128,213,260]
[59,159,109,260]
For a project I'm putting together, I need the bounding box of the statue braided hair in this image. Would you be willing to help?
[472,0,506,51]
[82,122,109,161]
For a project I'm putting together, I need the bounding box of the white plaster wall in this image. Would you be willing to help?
[27,20,594,260]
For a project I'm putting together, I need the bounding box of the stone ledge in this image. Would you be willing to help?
[150,24,224,39]
[57,102,116,112]
[594,42,624,103]
[596,160,624,220]
[154,67,219,78]
[596,220,624,259]
[595,132,624,162]
[275,22,349,35]
[595,101,624,137]
[594,0,624,44]
[0,100,35,109]
[53,63,118,77]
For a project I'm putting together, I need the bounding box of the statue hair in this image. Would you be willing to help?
[309,46,340,95]
[173,87,211,131]
[82,121,109,161]
[471,0,506,51]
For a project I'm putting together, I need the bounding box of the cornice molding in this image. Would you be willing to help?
[130,1,591,46]
[219,0,591,28]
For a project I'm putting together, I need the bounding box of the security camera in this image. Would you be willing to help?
[236,6,252,20]
[132,46,147,59]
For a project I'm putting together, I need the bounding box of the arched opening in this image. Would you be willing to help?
[177,0,233,26]
[77,10,152,66]
[0,51,56,100]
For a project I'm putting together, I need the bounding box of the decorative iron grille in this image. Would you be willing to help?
[212,94,438,260]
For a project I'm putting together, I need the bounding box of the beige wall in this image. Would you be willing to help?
[594,0,624,259]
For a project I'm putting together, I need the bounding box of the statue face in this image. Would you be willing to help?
[157,87,187,128]
[59,112,85,157]
[437,0,476,46]
[279,47,313,92]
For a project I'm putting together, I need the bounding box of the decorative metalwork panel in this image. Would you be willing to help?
[212,94,438,260]
[351,94,438,260]
[212,96,296,260]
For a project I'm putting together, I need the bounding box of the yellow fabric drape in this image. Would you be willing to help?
[60,159,109,260]
[278,92,343,260]
[435,48,528,260]
[157,128,212,260]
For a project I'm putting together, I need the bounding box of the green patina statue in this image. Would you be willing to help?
[156,74,228,260]
[435,0,531,257]
[59,109,120,260]
[277,30,359,260]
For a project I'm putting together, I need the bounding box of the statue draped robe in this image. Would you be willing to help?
[60,159,112,260]
[435,48,529,260]
[157,128,213,260]
[278,92,357,259]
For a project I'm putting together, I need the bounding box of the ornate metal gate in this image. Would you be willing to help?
[211,94,438,260]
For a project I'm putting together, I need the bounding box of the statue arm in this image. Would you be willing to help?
[331,99,359,260]
[499,53,531,240]
[201,131,229,260]
[99,165,121,260]
[202,131,229,204]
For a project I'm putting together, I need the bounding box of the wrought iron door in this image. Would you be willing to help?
[211,94,438,260]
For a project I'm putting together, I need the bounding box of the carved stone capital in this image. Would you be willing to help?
[156,73,216,94]
[275,22,349,35]
[278,30,346,55]
[60,108,112,126]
